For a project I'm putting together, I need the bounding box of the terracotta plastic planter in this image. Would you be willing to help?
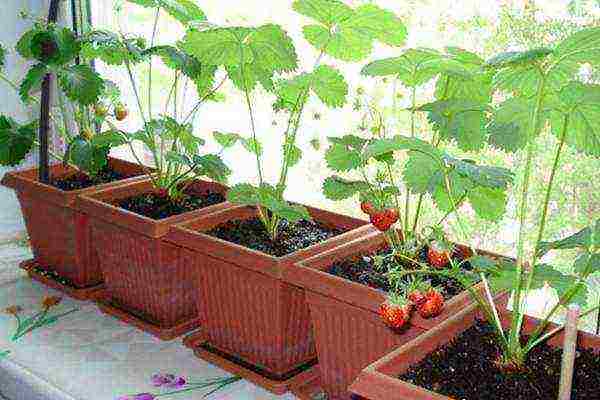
[76,178,231,340]
[286,232,511,400]
[349,300,600,400]
[166,205,373,394]
[0,157,148,299]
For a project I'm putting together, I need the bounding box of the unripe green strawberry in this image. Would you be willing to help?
[115,104,128,121]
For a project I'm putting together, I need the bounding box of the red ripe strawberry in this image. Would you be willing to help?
[417,289,444,319]
[408,289,427,306]
[379,300,412,330]
[427,241,451,269]
[360,201,375,215]
[156,188,169,199]
[369,208,399,232]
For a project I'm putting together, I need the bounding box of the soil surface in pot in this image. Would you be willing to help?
[329,246,474,300]
[207,217,346,257]
[50,166,134,191]
[400,319,600,400]
[118,190,225,220]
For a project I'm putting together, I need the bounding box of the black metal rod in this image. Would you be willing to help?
[38,0,61,183]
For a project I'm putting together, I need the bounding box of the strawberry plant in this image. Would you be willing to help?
[180,0,407,240]
[84,0,230,199]
[395,27,600,371]
[0,20,123,178]
[322,44,514,324]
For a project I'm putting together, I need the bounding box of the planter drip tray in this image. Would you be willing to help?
[96,296,200,340]
[19,259,105,301]
[183,330,321,396]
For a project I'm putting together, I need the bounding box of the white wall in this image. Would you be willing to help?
[0,0,51,240]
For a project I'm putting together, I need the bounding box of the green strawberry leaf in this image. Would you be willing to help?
[90,130,129,148]
[127,0,206,24]
[16,27,42,59]
[552,27,600,69]
[0,44,6,72]
[488,97,542,153]
[295,0,406,61]
[181,24,298,78]
[191,154,231,183]
[213,131,242,148]
[549,82,600,157]
[227,183,260,204]
[66,137,109,176]
[241,137,263,156]
[30,27,80,66]
[538,220,600,256]
[419,99,488,151]
[435,47,493,103]
[274,65,348,111]
[226,62,275,92]
[486,48,553,69]
[467,186,508,222]
[0,116,36,166]
[19,64,47,103]
[361,48,444,87]
[82,30,147,65]
[573,252,600,276]
[58,65,105,105]
[322,175,369,200]
[325,139,366,172]
[531,264,587,307]
[292,0,353,26]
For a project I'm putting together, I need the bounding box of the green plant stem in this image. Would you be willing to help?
[0,73,19,92]
[148,6,160,121]
[182,76,228,124]
[509,72,547,359]
[124,59,148,126]
[531,114,569,265]
[403,86,417,234]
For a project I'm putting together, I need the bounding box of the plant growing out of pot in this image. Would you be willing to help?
[322,46,513,328]
[179,0,409,250]
[0,22,132,187]
[350,27,600,400]
[82,0,231,218]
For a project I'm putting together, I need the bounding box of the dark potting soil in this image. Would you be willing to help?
[400,319,600,400]
[31,265,78,288]
[50,167,130,191]
[328,246,474,300]
[208,217,346,257]
[118,190,225,220]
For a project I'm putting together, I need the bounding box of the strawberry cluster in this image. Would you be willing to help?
[379,287,445,330]
[360,202,399,232]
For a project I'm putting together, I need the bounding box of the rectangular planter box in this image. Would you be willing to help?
[77,178,231,339]
[165,205,373,381]
[287,232,511,400]
[349,301,600,400]
[0,157,148,293]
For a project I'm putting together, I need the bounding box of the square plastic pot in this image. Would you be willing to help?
[76,178,231,339]
[165,205,373,380]
[0,157,148,294]
[287,232,511,400]
[349,300,600,400]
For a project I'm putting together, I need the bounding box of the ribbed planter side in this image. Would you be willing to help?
[1,158,147,288]
[349,301,600,400]
[79,178,231,335]
[193,252,315,374]
[287,232,512,400]
[167,205,373,378]
[94,221,197,327]
[307,291,425,400]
